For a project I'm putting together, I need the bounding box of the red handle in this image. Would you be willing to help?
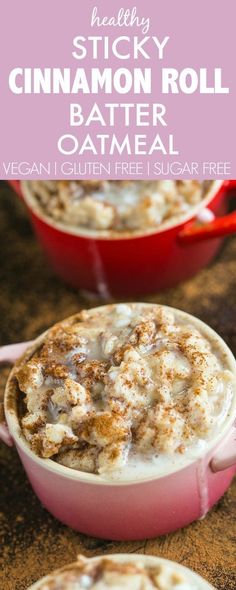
[8,180,23,198]
[179,179,236,245]
[226,179,236,190]
[178,210,236,245]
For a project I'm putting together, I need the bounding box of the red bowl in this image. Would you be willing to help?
[9,180,236,297]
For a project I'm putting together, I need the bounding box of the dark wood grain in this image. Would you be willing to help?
[0,181,235,590]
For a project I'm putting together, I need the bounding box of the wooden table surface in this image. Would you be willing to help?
[0,181,235,590]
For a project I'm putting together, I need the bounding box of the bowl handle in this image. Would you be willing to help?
[8,180,23,199]
[0,341,33,447]
[0,341,33,364]
[210,426,236,473]
[178,180,236,245]
[178,211,236,245]
[0,423,14,447]
[226,179,236,190]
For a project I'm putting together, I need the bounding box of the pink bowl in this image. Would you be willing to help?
[28,553,215,589]
[1,305,236,541]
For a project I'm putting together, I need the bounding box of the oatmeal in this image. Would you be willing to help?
[31,555,211,589]
[22,180,211,234]
[15,304,234,478]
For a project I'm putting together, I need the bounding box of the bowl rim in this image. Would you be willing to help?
[5,303,236,487]
[20,180,224,241]
[27,553,215,589]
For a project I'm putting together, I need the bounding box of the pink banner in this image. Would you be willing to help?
[0,0,235,179]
